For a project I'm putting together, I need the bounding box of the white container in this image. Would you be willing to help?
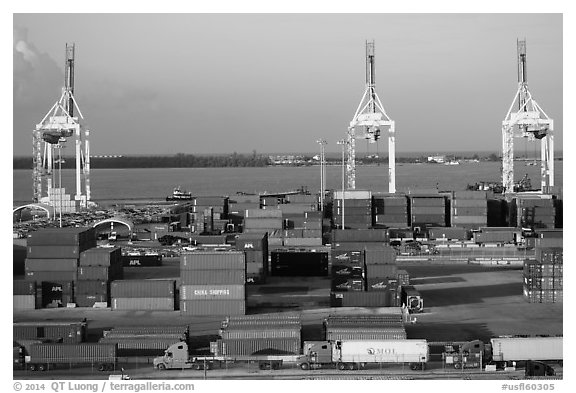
[490,337,562,362]
[335,339,428,363]
[333,190,372,200]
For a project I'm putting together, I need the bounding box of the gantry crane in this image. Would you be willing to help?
[32,43,91,209]
[502,39,554,194]
[347,40,396,193]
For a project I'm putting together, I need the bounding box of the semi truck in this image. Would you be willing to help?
[443,337,563,373]
[296,339,429,370]
[401,285,423,313]
[153,342,290,370]
[19,343,118,371]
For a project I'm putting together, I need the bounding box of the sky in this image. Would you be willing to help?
[12,13,563,156]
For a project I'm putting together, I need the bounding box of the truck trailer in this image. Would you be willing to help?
[296,339,428,370]
[24,343,118,371]
[490,337,563,366]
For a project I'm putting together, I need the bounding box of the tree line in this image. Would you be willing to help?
[13,152,271,169]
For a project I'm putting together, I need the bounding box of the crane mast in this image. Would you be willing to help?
[502,39,554,194]
[347,40,396,192]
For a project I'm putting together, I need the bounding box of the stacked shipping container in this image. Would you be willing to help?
[523,246,563,303]
[270,250,328,276]
[243,209,283,234]
[234,233,269,284]
[409,195,446,227]
[372,193,409,227]
[213,314,302,356]
[111,280,176,311]
[323,314,406,340]
[333,190,372,229]
[25,227,97,308]
[451,191,489,229]
[76,247,123,307]
[515,197,556,229]
[13,280,36,311]
[99,326,188,356]
[13,320,87,343]
[180,251,246,316]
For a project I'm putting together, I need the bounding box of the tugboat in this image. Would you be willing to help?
[166,186,193,201]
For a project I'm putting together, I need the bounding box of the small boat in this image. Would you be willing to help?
[444,160,460,165]
[166,186,193,201]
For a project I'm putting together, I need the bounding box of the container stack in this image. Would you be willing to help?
[323,313,406,340]
[409,195,447,227]
[473,228,517,244]
[191,196,229,219]
[450,191,489,230]
[47,187,79,214]
[523,247,563,303]
[13,280,36,311]
[111,280,176,311]
[427,227,469,241]
[234,233,269,284]
[76,247,123,307]
[372,193,409,228]
[212,314,301,356]
[99,326,188,356]
[228,195,261,227]
[25,227,96,308]
[180,251,246,316]
[13,319,87,343]
[333,190,372,229]
[243,209,283,234]
[364,244,399,305]
[121,252,162,267]
[515,197,556,229]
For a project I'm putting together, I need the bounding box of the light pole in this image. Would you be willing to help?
[336,139,347,229]
[316,139,327,215]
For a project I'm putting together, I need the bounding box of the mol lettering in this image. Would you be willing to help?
[367,347,395,355]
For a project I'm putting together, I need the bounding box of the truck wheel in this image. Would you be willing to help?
[272,362,280,370]
[195,364,203,370]
[28,364,37,372]
[98,364,106,372]
[157,364,166,371]
[38,364,46,372]
[300,363,310,370]
[338,363,346,371]
[454,363,462,369]
[205,363,212,371]
[348,363,355,370]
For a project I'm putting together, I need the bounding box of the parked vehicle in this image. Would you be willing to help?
[23,343,118,371]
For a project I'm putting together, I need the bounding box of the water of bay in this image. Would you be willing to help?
[12,161,563,204]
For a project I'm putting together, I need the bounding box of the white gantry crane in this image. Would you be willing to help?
[32,43,91,211]
[347,40,396,193]
[502,39,554,194]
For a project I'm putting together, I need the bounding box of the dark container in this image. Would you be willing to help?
[77,266,122,281]
[25,271,77,282]
[180,270,246,285]
[28,343,117,364]
[189,235,231,245]
[122,255,162,267]
[331,277,365,292]
[366,277,396,291]
[270,251,328,277]
[13,280,36,295]
[27,227,96,246]
[364,245,397,265]
[27,246,83,259]
[111,280,175,298]
[25,258,78,271]
[79,247,122,267]
[330,291,389,307]
[365,264,398,279]
[427,227,469,240]
[331,249,363,264]
[111,297,175,311]
[13,320,86,343]
[74,280,109,295]
[331,264,364,278]
[13,244,26,276]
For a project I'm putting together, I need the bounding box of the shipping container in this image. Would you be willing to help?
[180,285,245,300]
[365,264,398,279]
[270,251,328,276]
[77,266,121,281]
[326,329,407,341]
[27,245,84,259]
[331,265,364,278]
[13,295,36,310]
[490,337,562,362]
[364,245,397,265]
[331,229,389,243]
[25,271,77,282]
[283,237,323,246]
[121,254,162,267]
[427,227,468,240]
[331,249,364,264]
[244,209,282,218]
[535,248,563,264]
[74,280,109,295]
[234,233,268,251]
[110,280,175,298]
[112,297,174,311]
[333,190,372,200]
[220,337,300,356]
[75,294,109,307]
[79,247,122,267]
[28,343,117,366]
[25,258,78,271]
[220,327,301,340]
[181,251,245,270]
[13,280,36,295]
[27,227,96,246]
[451,216,487,225]
[13,320,86,343]
[473,231,514,244]
[331,277,365,292]
[410,197,445,207]
[397,270,410,286]
[535,238,563,248]
[180,270,246,285]
[330,291,389,307]
[336,340,428,363]
[180,299,246,316]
